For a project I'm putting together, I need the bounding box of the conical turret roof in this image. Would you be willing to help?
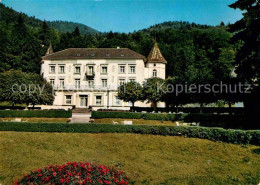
[146,42,167,64]
[45,42,53,55]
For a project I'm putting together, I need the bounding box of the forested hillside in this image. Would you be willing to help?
[0,4,98,34]
[142,21,212,32]
[0,3,235,86]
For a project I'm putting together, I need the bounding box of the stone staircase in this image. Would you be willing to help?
[72,108,91,113]
[71,112,91,123]
[70,108,92,123]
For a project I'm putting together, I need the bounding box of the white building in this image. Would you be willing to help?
[41,42,166,110]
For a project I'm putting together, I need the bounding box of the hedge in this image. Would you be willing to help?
[132,107,244,114]
[0,110,72,118]
[0,122,259,145]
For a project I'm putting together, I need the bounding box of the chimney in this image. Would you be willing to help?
[117,46,120,49]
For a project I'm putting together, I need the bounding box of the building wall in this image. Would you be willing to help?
[41,58,166,109]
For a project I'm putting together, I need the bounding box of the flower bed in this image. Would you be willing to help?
[14,162,128,185]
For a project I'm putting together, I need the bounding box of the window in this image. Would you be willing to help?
[96,96,102,105]
[50,66,55,73]
[50,79,55,86]
[102,79,107,87]
[114,96,120,106]
[59,66,65,73]
[101,66,107,74]
[88,80,94,88]
[129,66,136,74]
[59,79,64,88]
[129,78,135,82]
[75,66,81,74]
[119,79,125,86]
[65,95,72,104]
[87,66,94,75]
[75,79,80,89]
[119,66,125,73]
[153,69,157,77]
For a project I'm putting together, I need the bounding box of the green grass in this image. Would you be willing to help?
[0,132,259,184]
[0,117,69,123]
[94,118,178,126]
[0,102,26,107]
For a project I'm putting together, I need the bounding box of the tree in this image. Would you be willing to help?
[142,77,166,112]
[162,77,191,113]
[23,73,54,107]
[73,26,80,37]
[39,21,51,46]
[229,0,260,85]
[220,21,225,26]
[229,0,260,128]
[0,70,54,107]
[0,70,27,106]
[118,82,143,111]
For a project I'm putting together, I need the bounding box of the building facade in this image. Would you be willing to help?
[41,43,166,110]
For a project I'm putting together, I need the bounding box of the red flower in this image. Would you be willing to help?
[104,180,111,184]
[15,162,128,185]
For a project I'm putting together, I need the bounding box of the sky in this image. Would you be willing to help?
[2,0,243,33]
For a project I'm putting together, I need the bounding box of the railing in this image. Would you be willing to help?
[52,85,118,91]
[85,72,95,80]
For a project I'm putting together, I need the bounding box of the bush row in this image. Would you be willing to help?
[0,110,72,118]
[0,122,259,145]
[132,107,244,114]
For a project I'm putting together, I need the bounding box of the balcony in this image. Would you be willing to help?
[52,85,118,91]
[85,72,95,80]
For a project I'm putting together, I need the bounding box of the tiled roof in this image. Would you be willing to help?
[42,48,145,60]
[146,42,167,64]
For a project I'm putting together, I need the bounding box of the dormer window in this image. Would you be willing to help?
[106,53,110,56]
[91,53,95,56]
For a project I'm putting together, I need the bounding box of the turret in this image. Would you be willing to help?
[146,42,166,79]
[45,42,53,55]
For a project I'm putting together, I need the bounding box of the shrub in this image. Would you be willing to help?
[0,110,72,118]
[14,162,128,185]
[183,114,246,129]
[0,122,259,145]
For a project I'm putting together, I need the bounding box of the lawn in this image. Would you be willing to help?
[94,118,178,126]
[0,118,69,123]
[0,132,259,185]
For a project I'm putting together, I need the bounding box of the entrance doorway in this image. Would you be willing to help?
[79,95,88,107]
